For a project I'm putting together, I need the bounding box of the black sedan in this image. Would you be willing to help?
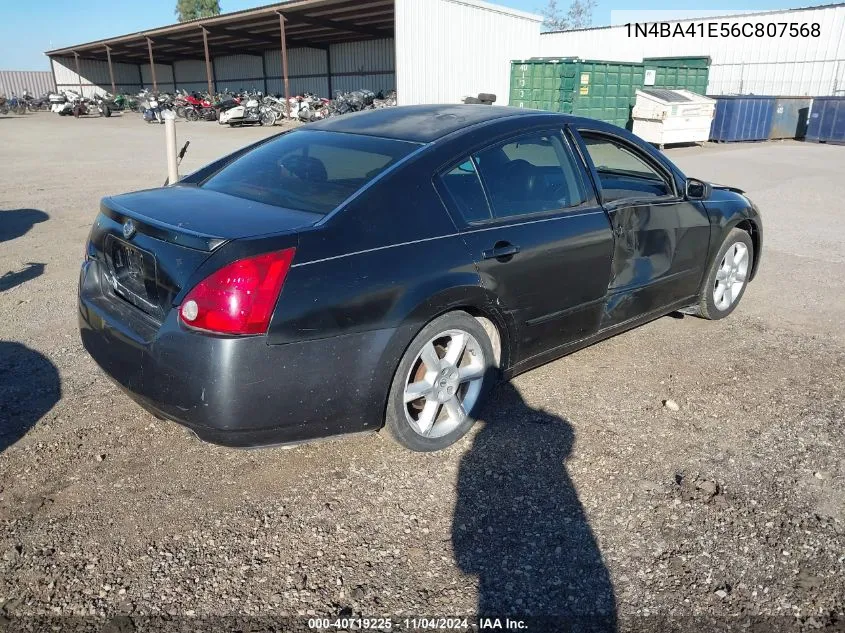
[79,105,762,451]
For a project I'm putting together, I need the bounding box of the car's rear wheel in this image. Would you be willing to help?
[694,228,753,320]
[384,311,497,452]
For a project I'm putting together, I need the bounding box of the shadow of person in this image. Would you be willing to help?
[453,381,616,632]
[0,209,49,244]
[0,342,61,452]
[0,262,45,292]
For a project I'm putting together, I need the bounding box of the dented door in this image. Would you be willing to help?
[572,128,710,328]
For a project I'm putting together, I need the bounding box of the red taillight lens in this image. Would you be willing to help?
[179,248,295,335]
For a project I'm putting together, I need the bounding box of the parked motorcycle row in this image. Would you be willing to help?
[169,88,398,126]
[0,90,57,115]
[2,86,397,126]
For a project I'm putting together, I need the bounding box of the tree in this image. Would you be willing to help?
[540,0,597,31]
[175,0,221,22]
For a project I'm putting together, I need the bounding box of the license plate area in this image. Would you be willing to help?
[104,235,162,319]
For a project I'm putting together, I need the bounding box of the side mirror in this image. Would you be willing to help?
[686,178,710,201]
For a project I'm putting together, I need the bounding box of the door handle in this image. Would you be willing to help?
[482,241,520,261]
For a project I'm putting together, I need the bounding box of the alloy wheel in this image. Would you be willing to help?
[403,329,486,439]
[713,242,749,311]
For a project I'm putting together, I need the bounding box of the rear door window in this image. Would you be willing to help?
[202,130,418,214]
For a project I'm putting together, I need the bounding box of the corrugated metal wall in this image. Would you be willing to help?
[395,0,542,105]
[263,40,395,97]
[265,47,330,96]
[140,64,175,92]
[213,54,265,92]
[538,4,845,96]
[173,59,211,93]
[52,57,141,96]
[0,71,55,96]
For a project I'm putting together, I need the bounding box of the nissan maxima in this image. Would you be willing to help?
[79,105,762,451]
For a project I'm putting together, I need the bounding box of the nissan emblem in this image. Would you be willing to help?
[122,219,136,239]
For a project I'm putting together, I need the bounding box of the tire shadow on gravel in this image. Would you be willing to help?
[0,341,61,452]
[0,208,49,243]
[453,381,616,631]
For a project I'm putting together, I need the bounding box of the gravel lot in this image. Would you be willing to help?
[0,112,843,632]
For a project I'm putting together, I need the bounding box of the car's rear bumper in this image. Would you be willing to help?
[79,263,395,447]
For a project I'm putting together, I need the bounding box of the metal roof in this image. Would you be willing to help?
[44,0,395,63]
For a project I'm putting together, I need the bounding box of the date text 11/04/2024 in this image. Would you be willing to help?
[307,617,528,630]
[625,21,820,38]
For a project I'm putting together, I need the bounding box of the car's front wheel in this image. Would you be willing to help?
[384,311,497,451]
[695,228,754,320]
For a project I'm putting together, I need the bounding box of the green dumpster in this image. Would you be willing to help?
[510,56,711,129]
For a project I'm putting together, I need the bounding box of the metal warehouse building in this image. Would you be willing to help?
[45,0,541,106]
[538,3,845,96]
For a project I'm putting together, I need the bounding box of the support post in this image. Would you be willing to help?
[325,46,332,98]
[146,37,158,93]
[105,46,116,95]
[202,27,214,96]
[165,114,178,184]
[277,12,290,118]
[73,52,84,97]
[261,53,268,96]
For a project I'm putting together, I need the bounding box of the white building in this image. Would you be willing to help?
[538,3,845,96]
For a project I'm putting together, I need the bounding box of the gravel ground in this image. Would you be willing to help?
[0,113,843,632]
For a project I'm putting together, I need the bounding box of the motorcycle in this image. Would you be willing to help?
[286,93,329,122]
[218,94,275,126]
[0,95,7,115]
[53,90,83,116]
[6,94,28,115]
[142,96,165,124]
[91,94,117,117]
[183,93,218,121]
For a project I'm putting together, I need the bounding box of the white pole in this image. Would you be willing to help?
[164,111,178,184]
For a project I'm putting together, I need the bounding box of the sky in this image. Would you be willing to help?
[0,0,834,71]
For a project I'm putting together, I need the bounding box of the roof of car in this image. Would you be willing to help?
[306,104,566,143]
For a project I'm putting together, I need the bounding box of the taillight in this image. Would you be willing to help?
[179,248,295,335]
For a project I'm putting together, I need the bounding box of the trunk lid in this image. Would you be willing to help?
[107,185,322,241]
[89,187,319,323]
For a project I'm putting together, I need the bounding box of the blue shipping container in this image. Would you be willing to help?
[806,97,845,144]
[710,96,776,142]
[769,97,812,140]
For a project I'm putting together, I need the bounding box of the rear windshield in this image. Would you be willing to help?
[202,130,419,215]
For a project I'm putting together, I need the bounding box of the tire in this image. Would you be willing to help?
[259,111,276,126]
[477,93,497,103]
[463,97,481,104]
[384,311,498,452]
[693,228,754,320]
[175,106,186,119]
[103,105,111,118]
[185,109,199,122]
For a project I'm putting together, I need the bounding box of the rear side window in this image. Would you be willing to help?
[440,160,492,223]
[473,132,586,218]
[579,132,673,202]
[202,130,418,215]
